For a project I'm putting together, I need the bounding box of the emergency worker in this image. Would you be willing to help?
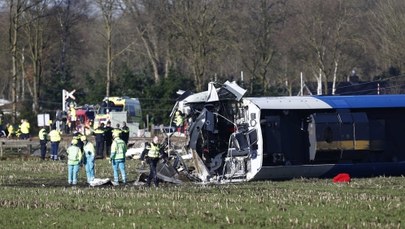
[84,120,94,136]
[72,131,83,151]
[104,121,113,159]
[20,119,30,140]
[69,104,77,132]
[38,127,48,160]
[93,123,105,159]
[82,135,95,183]
[49,127,62,160]
[110,131,127,185]
[112,123,122,139]
[6,123,15,139]
[174,110,184,134]
[67,139,82,185]
[141,136,164,187]
[121,121,129,145]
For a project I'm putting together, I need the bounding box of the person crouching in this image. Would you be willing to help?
[67,139,82,185]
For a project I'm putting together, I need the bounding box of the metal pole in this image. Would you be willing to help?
[62,90,66,112]
[300,72,303,96]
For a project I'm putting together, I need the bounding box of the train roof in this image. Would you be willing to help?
[245,94,405,110]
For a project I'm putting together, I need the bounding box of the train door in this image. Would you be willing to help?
[262,115,282,165]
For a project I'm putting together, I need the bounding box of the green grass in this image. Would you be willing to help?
[0,158,404,228]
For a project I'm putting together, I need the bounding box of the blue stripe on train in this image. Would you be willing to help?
[314,94,405,109]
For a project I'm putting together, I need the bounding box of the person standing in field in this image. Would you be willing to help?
[67,139,82,185]
[112,123,122,140]
[93,122,105,159]
[81,135,95,183]
[38,127,48,160]
[49,126,62,161]
[141,136,164,187]
[72,131,83,151]
[110,131,127,186]
[19,119,30,140]
[104,121,113,159]
[121,121,130,145]
[69,103,77,133]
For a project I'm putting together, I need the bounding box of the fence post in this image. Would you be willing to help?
[29,144,32,155]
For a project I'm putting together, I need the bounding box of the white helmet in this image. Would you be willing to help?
[153,136,159,144]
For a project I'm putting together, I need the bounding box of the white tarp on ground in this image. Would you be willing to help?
[89,178,111,187]
[126,147,144,159]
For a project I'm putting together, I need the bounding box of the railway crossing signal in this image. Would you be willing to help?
[62,89,76,112]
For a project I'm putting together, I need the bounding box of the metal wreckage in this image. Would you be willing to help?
[137,80,253,184]
[137,80,405,184]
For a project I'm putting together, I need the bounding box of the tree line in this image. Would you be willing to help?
[1,0,405,125]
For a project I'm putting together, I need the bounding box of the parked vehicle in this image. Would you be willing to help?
[94,97,142,137]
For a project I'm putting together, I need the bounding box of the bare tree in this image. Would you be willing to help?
[95,0,140,96]
[369,0,405,71]
[235,0,287,95]
[19,0,54,114]
[94,0,121,97]
[0,7,10,99]
[7,0,34,121]
[293,0,359,95]
[169,0,228,91]
[123,0,171,83]
[52,0,88,85]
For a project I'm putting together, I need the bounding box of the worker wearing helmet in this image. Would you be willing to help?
[67,139,82,185]
[112,123,122,139]
[72,131,84,151]
[82,135,96,183]
[142,136,164,187]
[110,131,127,186]
[38,127,48,160]
[174,110,184,134]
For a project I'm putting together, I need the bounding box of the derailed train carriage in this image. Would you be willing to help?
[167,81,405,182]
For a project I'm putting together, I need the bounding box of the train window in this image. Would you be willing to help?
[323,126,334,143]
[233,132,249,150]
[339,113,353,123]
[250,113,256,120]
[314,113,338,122]
[128,105,136,116]
[352,112,368,122]
[247,129,258,145]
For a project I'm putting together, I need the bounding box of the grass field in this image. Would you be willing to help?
[0,157,404,228]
